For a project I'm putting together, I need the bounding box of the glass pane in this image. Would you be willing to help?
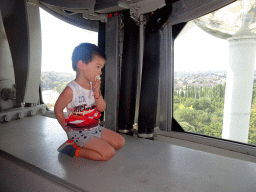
[174,0,256,146]
[39,8,98,111]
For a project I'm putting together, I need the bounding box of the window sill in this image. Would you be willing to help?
[157,130,256,157]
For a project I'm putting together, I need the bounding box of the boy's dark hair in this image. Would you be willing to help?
[72,43,106,71]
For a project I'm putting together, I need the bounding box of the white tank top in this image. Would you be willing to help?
[66,81,96,115]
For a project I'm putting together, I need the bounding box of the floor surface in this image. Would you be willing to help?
[0,115,256,192]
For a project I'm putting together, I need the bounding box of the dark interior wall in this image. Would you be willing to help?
[98,21,105,121]
[118,11,139,130]
[104,14,120,131]
[0,0,15,19]
[138,30,161,133]
[136,1,173,134]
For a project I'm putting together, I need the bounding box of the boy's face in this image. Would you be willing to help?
[80,54,105,82]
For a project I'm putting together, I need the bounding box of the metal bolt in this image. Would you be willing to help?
[18,113,24,119]
[40,108,46,114]
[4,115,11,122]
[30,110,36,116]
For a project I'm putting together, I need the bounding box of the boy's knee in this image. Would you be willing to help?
[110,147,116,157]
[102,148,115,161]
[116,136,125,150]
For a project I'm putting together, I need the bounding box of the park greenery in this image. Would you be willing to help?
[41,71,75,93]
[173,82,256,145]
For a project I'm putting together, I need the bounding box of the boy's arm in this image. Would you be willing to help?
[93,79,106,112]
[94,93,106,112]
[54,86,73,131]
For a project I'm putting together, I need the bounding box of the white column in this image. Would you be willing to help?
[222,38,256,143]
[24,0,41,103]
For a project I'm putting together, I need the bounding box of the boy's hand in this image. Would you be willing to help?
[92,78,101,98]
[92,77,106,112]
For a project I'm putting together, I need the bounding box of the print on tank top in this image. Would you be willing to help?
[65,81,101,129]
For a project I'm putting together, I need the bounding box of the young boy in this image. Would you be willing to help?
[54,43,125,161]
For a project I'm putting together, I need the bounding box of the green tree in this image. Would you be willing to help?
[43,77,51,89]
[249,103,256,145]
[41,71,75,90]
[174,107,197,128]
[179,122,196,133]
[185,85,188,98]
[173,80,256,145]
[191,85,195,98]
[206,110,223,137]
[54,83,67,94]
[199,86,203,98]
[180,90,185,97]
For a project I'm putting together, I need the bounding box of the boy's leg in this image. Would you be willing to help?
[78,137,116,161]
[100,128,125,149]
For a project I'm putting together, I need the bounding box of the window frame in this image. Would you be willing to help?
[157,0,256,157]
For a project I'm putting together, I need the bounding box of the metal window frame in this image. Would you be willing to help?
[158,22,173,132]
[165,0,237,27]
[157,0,256,157]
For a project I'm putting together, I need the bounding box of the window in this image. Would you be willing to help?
[39,8,98,110]
[173,0,256,146]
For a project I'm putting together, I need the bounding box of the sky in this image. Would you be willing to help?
[174,23,230,72]
[39,8,230,73]
[39,8,98,73]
